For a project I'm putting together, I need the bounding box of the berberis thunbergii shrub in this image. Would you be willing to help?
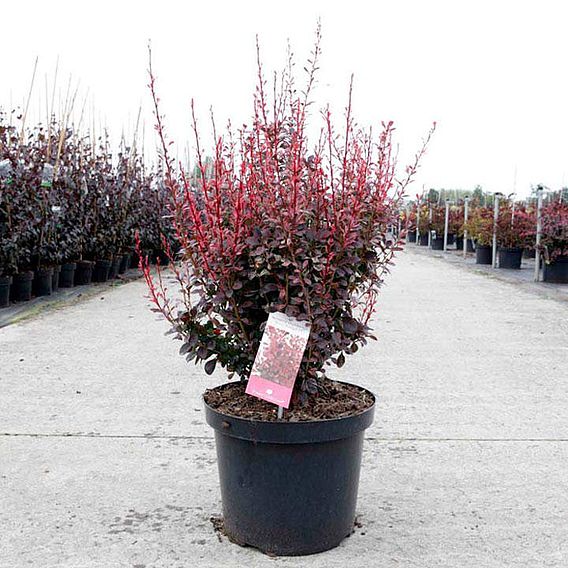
[141,34,435,405]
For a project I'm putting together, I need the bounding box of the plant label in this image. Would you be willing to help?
[0,158,11,178]
[41,163,54,188]
[246,312,311,409]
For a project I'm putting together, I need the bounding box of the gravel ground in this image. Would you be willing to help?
[1,248,567,567]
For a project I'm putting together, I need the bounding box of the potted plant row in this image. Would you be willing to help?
[0,112,174,308]
[541,200,568,283]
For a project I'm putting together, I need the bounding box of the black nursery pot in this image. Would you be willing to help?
[205,382,375,556]
[447,233,456,246]
[0,275,12,308]
[51,265,61,292]
[108,256,122,280]
[431,237,445,250]
[33,267,54,297]
[129,253,140,270]
[418,233,429,246]
[406,230,417,243]
[476,244,493,265]
[523,248,536,259]
[498,247,523,270]
[10,271,34,302]
[118,253,131,275]
[543,256,568,283]
[92,259,112,282]
[59,263,77,288]
[74,260,94,285]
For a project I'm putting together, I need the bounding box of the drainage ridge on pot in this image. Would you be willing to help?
[204,381,375,556]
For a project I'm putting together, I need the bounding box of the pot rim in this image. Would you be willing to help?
[204,380,376,444]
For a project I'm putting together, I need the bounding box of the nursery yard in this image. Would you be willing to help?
[1,248,568,568]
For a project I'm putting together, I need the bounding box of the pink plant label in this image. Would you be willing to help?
[245,312,311,409]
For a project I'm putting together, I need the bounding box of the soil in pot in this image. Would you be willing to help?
[418,233,429,246]
[543,256,568,283]
[51,265,62,292]
[431,237,445,250]
[92,259,112,282]
[33,267,54,297]
[0,275,12,308]
[75,260,94,285]
[204,379,375,556]
[476,245,493,265]
[10,271,34,302]
[118,253,131,274]
[59,263,76,288]
[498,247,523,270]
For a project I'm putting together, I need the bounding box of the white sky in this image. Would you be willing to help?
[2,0,567,198]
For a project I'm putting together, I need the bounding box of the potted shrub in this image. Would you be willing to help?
[140,39,434,556]
[428,204,445,250]
[401,206,417,242]
[464,206,494,264]
[416,203,430,245]
[541,201,568,283]
[496,202,535,270]
[1,137,36,302]
[0,152,17,307]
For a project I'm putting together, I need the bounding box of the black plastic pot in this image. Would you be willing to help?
[59,263,76,288]
[10,271,34,302]
[406,230,417,243]
[130,253,140,270]
[154,249,169,265]
[51,265,61,292]
[0,275,12,308]
[447,233,456,245]
[418,233,429,246]
[205,382,375,556]
[74,260,94,285]
[498,247,523,270]
[456,237,474,252]
[92,259,112,282]
[543,256,568,283]
[431,237,445,250]
[476,245,493,265]
[33,267,54,297]
[523,248,536,259]
[108,256,121,280]
[118,253,131,274]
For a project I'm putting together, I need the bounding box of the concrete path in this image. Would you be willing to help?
[1,248,567,567]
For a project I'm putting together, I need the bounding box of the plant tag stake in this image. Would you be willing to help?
[245,312,311,410]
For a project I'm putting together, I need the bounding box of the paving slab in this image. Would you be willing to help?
[1,249,567,567]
